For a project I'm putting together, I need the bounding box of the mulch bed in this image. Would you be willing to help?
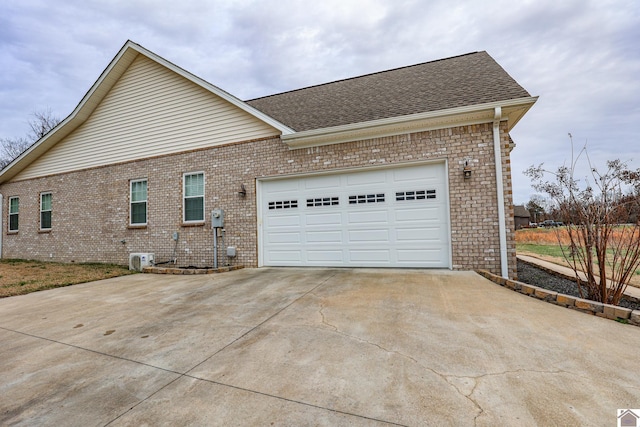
[516,259,640,311]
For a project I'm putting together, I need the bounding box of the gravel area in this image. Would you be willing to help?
[516,259,640,311]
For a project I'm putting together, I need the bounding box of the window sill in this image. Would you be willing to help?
[38,229,52,234]
[181,222,205,228]
[128,225,147,229]
[7,231,18,235]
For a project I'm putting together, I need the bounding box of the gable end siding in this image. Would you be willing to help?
[12,55,279,181]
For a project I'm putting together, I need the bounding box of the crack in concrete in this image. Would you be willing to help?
[316,305,486,424]
[317,304,587,427]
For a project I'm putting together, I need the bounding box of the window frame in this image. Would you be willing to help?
[8,196,19,232]
[40,192,52,231]
[183,172,205,224]
[130,179,148,226]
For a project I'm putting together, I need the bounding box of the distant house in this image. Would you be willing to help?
[514,205,531,229]
[0,41,536,278]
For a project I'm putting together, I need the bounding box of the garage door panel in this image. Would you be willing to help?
[306,231,343,243]
[306,212,342,226]
[266,215,301,227]
[303,175,341,190]
[348,210,389,224]
[266,232,301,244]
[267,251,302,262]
[395,207,443,222]
[307,250,344,262]
[349,249,391,262]
[261,163,450,268]
[397,249,446,263]
[396,228,445,242]
[348,229,390,242]
[346,172,387,186]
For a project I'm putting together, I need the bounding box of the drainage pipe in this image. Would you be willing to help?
[0,194,3,259]
[492,107,509,278]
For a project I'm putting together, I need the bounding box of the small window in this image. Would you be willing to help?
[40,193,52,230]
[184,172,205,222]
[396,190,436,201]
[130,179,148,225]
[268,200,298,210]
[8,197,19,232]
[348,193,385,204]
[306,197,339,207]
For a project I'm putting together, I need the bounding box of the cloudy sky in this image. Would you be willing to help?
[1,0,638,204]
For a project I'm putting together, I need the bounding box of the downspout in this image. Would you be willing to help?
[492,107,509,278]
[0,194,3,259]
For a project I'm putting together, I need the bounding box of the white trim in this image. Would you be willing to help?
[183,171,205,224]
[281,97,538,149]
[40,192,52,231]
[492,107,509,278]
[256,160,451,268]
[129,178,148,226]
[0,194,3,258]
[8,196,19,233]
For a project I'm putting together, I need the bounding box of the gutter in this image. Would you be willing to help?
[492,107,509,278]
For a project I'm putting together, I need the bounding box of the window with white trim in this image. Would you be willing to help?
[130,179,148,225]
[8,197,19,232]
[183,172,204,222]
[40,192,52,230]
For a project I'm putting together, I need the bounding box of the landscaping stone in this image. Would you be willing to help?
[574,298,604,314]
[534,288,557,302]
[556,294,576,307]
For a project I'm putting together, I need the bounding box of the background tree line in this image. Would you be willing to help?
[0,109,60,169]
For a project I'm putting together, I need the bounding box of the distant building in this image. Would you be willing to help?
[514,205,531,229]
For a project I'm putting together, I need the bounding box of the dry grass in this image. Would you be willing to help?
[516,227,640,287]
[0,259,136,298]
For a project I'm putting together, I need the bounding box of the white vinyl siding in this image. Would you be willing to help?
[13,55,279,181]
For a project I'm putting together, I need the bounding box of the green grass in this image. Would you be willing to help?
[516,243,566,258]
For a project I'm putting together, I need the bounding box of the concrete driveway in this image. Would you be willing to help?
[1,268,639,426]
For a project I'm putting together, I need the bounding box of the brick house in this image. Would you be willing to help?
[0,41,536,278]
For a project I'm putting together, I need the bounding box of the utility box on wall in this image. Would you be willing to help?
[211,209,224,228]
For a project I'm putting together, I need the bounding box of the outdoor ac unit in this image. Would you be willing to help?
[129,253,155,271]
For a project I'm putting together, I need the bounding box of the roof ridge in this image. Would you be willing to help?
[246,51,482,102]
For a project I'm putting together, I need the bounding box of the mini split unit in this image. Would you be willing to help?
[129,253,155,271]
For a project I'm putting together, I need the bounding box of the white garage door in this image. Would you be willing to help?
[258,163,450,268]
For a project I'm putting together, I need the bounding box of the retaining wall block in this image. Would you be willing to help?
[534,288,558,302]
[603,305,632,320]
[556,294,576,307]
[574,297,604,314]
[520,283,538,296]
[629,310,640,326]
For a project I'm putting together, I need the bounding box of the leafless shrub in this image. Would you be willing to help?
[525,134,640,305]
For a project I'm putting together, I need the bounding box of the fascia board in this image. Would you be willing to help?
[281,97,538,150]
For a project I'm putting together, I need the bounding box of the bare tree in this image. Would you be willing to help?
[525,134,640,306]
[0,109,60,169]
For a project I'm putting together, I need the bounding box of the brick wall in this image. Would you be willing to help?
[0,122,516,277]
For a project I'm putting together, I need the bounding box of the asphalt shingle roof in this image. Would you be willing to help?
[246,51,531,132]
